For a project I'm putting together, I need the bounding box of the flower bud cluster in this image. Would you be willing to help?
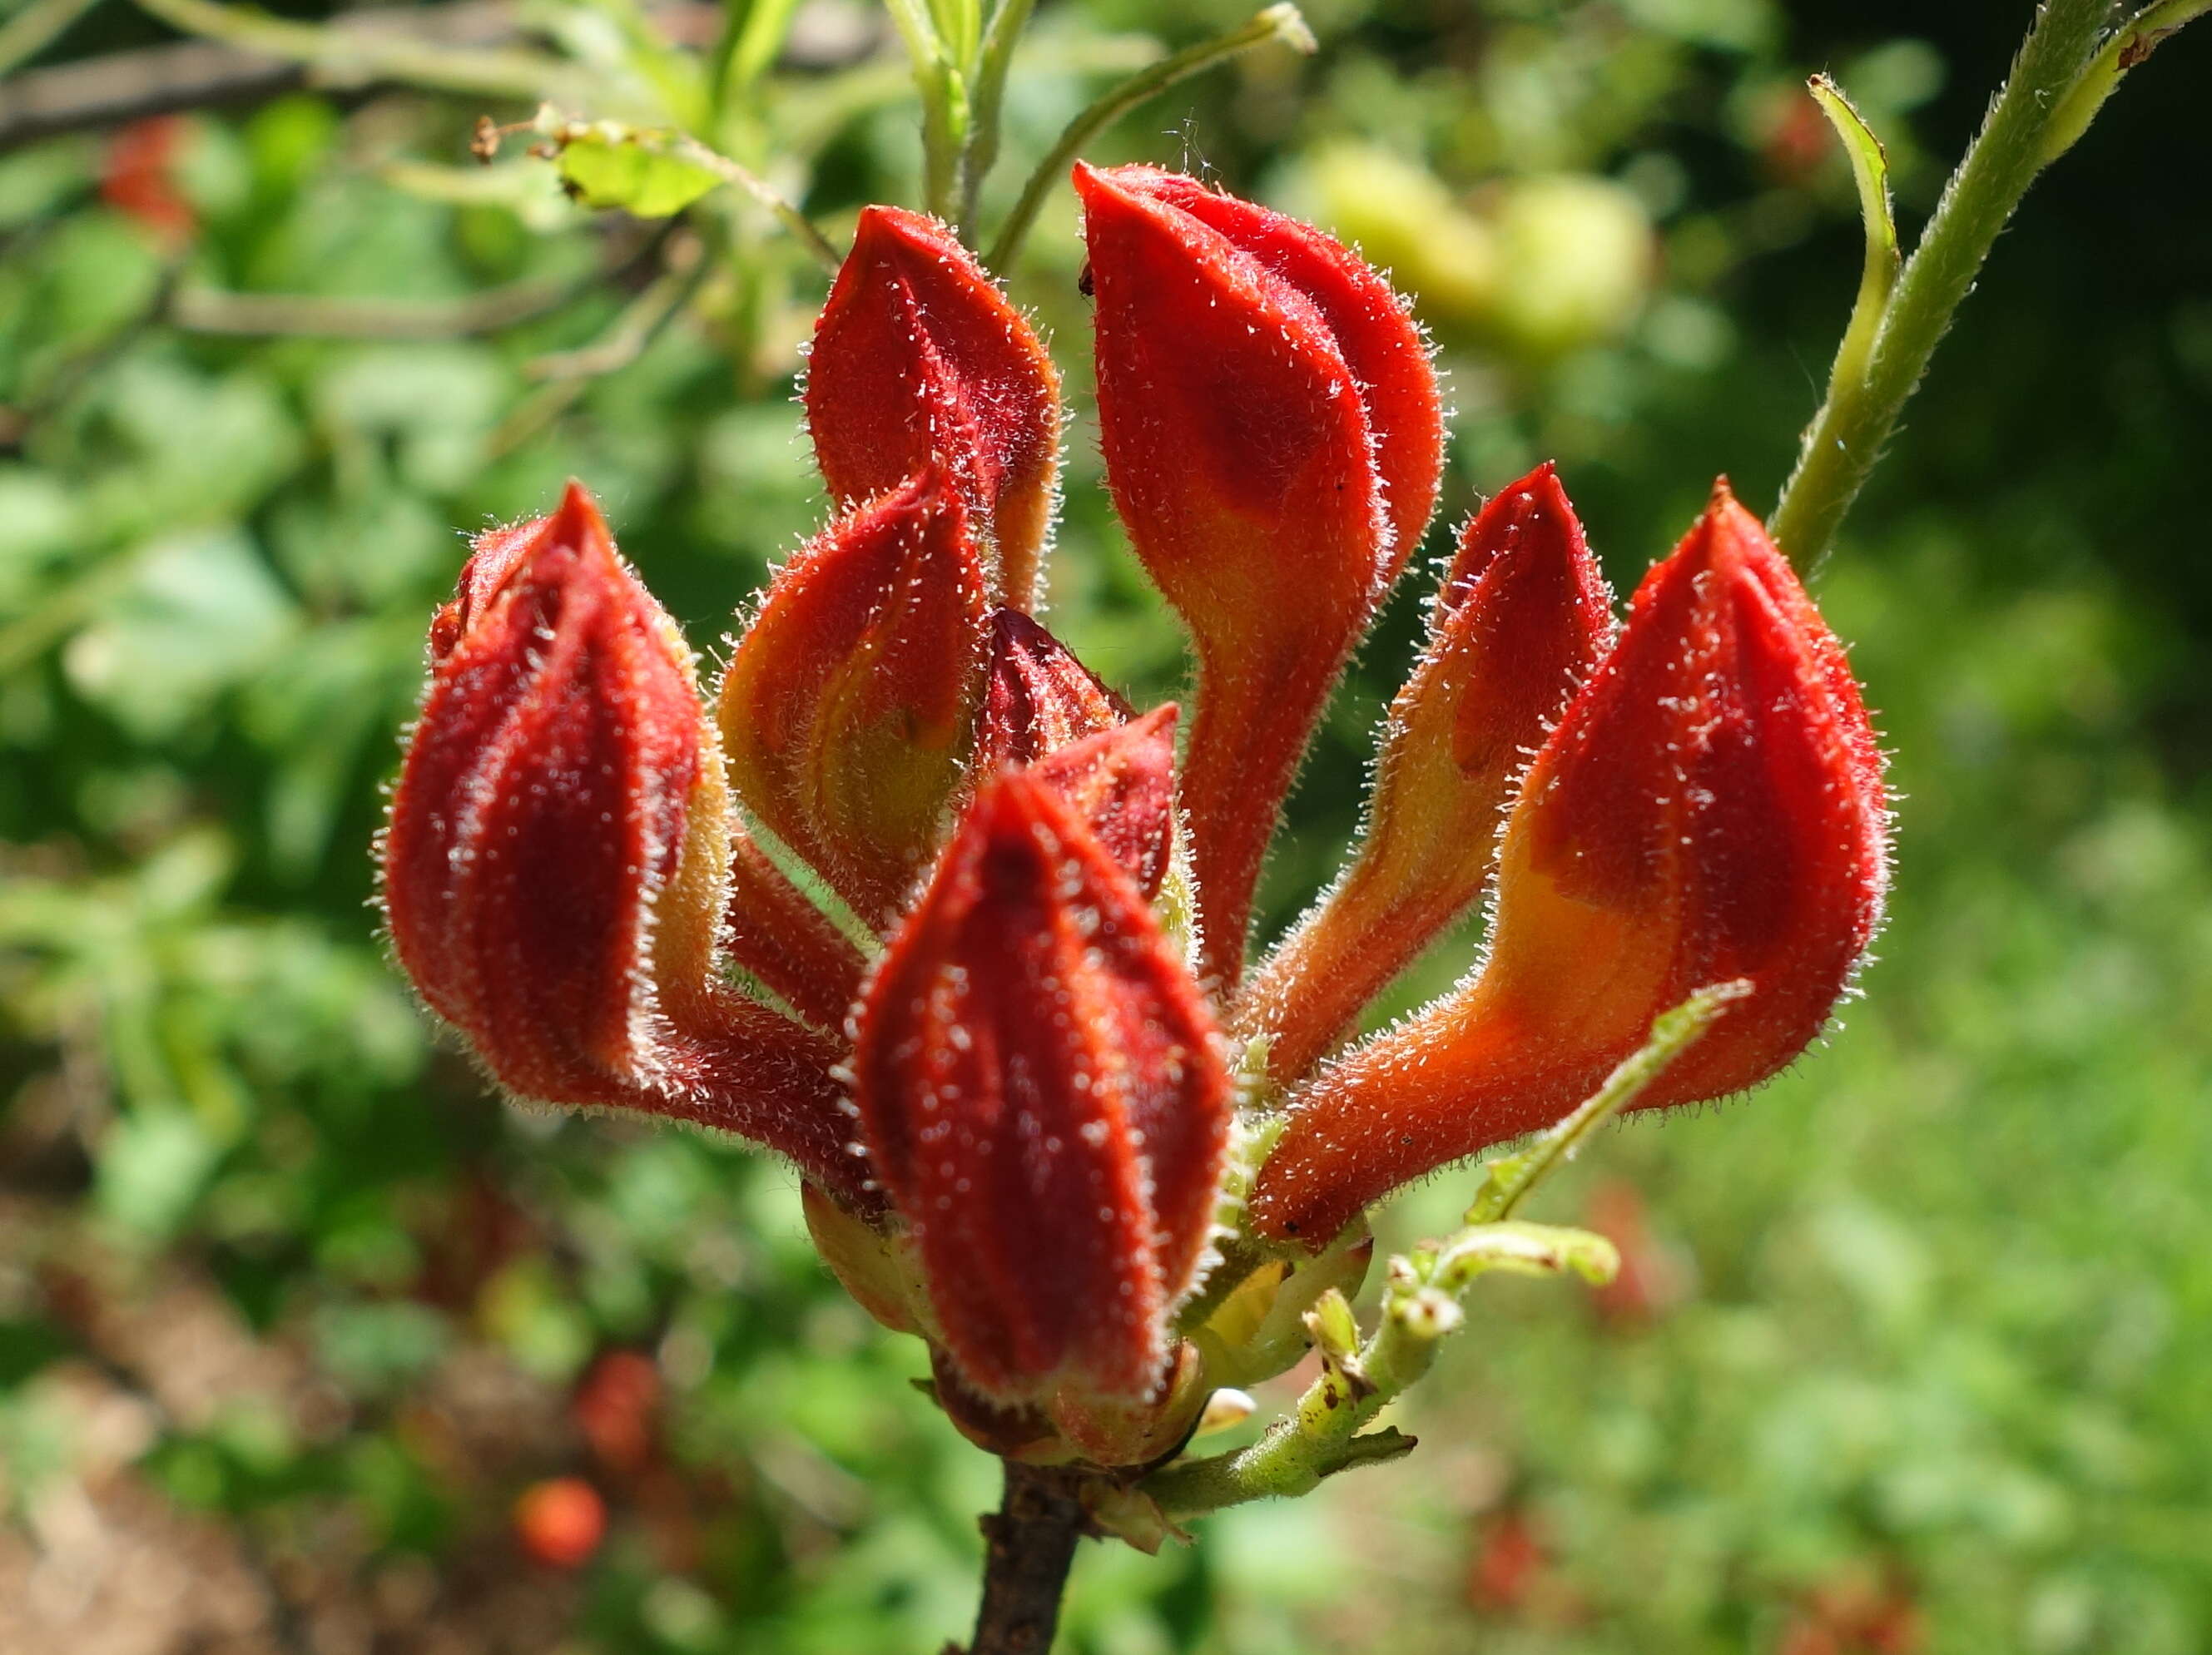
[382,172,1887,1467]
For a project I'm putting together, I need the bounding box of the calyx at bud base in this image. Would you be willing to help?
[1250,485,1888,1244]
[380,483,864,1203]
[850,769,1233,1408]
[1076,161,1444,987]
[806,206,1064,609]
[717,468,989,928]
[1237,463,1614,1084]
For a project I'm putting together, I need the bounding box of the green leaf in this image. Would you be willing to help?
[1808,74,1898,394]
[553,124,722,217]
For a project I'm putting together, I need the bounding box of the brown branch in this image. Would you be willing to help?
[958,1460,1090,1655]
[0,0,884,151]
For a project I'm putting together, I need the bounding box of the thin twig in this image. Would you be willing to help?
[165,217,663,339]
[665,132,841,270]
[524,228,704,378]
[127,0,589,106]
[984,3,1313,270]
[174,270,576,338]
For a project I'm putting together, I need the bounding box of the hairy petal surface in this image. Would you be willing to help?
[1077,162,1442,987]
[1251,485,1888,1243]
[806,206,1064,608]
[851,771,1232,1404]
[1238,463,1614,1083]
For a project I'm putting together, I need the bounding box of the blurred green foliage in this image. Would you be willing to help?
[2,0,2208,1650]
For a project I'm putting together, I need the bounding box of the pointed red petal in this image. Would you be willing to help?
[1237,463,1614,1083]
[807,207,1064,607]
[851,771,1232,1402]
[1076,162,1442,985]
[1251,485,1887,1243]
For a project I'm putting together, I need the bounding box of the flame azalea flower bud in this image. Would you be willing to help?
[1074,162,1444,985]
[1237,464,1614,1084]
[1029,706,1179,902]
[851,769,1233,1405]
[806,206,1064,608]
[1250,484,1887,1244]
[717,468,989,928]
[382,485,865,1202]
[976,607,1130,771]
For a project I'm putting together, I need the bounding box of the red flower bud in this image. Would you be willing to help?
[1075,163,1444,984]
[806,207,1064,608]
[1029,706,1180,904]
[851,770,1232,1405]
[717,468,989,928]
[972,610,1176,900]
[1251,484,1887,1243]
[1237,464,1614,1083]
[975,607,1130,771]
[381,484,862,1203]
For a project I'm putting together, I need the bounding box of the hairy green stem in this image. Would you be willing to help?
[882,0,965,220]
[1769,0,2115,568]
[984,3,1314,271]
[955,0,1036,242]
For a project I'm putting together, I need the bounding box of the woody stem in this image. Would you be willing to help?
[962,1460,1089,1655]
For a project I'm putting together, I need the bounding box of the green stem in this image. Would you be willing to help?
[983,2,1314,271]
[882,0,965,220]
[1769,0,2116,568]
[668,133,843,271]
[954,0,1035,243]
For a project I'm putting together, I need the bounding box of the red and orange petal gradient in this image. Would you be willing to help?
[717,468,989,929]
[806,206,1063,608]
[380,485,863,1201]
[1250,484,1888,1244]
[1075,161,1443,986]
[1237,463,1614,1084]
[850,770,1232,1405]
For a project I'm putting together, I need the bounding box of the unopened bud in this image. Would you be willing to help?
[806,207,1063,607]
[1075,162,1443,984]
[717,468,988,927]
[1252,485,1887,1243]
[1238,463,1613,1081]
[850,770,1232,1406]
